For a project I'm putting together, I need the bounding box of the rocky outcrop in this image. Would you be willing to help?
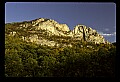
[71,24,106,44]
[22,18,71,36]
[9,31,16,36]
[8,18,110,47]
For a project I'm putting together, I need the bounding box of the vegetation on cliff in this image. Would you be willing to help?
[5,19,116,77]
[5,33,116,77]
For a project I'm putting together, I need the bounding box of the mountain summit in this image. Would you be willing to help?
[5,18,110,47]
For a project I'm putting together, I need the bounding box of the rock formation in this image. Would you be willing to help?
[71,24,106,44]
[6,18,110,47]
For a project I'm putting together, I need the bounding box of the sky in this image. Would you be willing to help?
[5,2,116,43]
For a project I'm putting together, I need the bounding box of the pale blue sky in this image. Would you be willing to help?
[5,2,116,42]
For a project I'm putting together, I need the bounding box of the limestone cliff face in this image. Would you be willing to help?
[7,18,110,47]
[23,18,70,36]
[72,24,106,44]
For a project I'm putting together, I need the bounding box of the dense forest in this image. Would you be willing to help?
[5,34,116,77]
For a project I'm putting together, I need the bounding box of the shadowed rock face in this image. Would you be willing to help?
[6,18,110,47]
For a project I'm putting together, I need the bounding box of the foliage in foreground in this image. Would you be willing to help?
[5,35,116,77]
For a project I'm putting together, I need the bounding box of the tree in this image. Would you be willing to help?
[23,58,38,77]
[5,49,23,77]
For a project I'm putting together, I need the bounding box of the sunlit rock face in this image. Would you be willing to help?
[71,24,107,44]
[8,18,110,47]
[26,18,70,36]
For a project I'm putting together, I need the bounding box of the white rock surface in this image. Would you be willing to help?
[13,18,110,46]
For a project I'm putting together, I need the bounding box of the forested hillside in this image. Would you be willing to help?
[5,34,116,77]
[5,18,116,77]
